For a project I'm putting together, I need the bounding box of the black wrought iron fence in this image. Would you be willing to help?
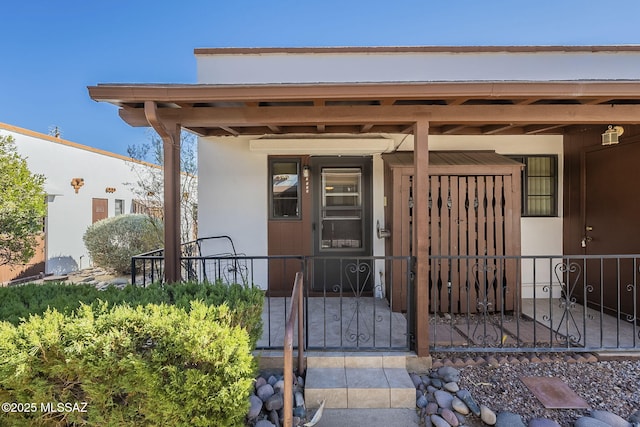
[428,254,640,352]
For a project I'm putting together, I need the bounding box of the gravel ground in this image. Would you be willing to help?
[432,353,640,426]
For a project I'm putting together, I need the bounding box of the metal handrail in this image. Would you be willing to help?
[283,271,304,427]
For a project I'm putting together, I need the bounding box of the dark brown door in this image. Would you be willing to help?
[92,198,108,223]
[583,142,640,316]
[267,157,311,296]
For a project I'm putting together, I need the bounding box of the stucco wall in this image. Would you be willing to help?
[2,125,157,275]
[196,50,640,85]
[198,133,563,296]
[197,136,269,287]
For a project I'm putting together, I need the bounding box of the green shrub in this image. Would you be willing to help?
[0,302,255,426]
[83,214,163,274]
[0,280,264,349]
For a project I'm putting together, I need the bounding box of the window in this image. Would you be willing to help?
[509,155,558,217]
[115,199,125,216]
[320,167,363,249]
[270,160,300,219]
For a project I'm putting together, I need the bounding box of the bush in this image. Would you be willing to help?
[83,214,163,274]
[0,302,255,426]
[0,280,264,349]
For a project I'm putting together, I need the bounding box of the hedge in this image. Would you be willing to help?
[0,302,255,426]
[0,281,264,349]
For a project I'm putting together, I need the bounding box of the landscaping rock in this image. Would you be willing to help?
[257,383,275,401]
[440,408,459,426]
[529,418,561,427]
[430,414,451,427]
[265,393,284,412]
[589,410,633,427]
[574,417,611,427]
[451,396,469,415]
[434,390,454,410]
[248,394,263,419]
[456,389,481,416]
[437,366,460,383]
[496,411,526,427]
[255,420,276,427]
[481,404,497,425]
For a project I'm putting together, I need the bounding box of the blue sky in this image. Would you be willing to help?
[2,0,639,158]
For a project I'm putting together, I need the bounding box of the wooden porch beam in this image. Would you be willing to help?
[481,124,518,135]
[413,119,430,357]
[441,125,468,135]
[144,101,181,284]
[523,124,567,134]
[120,104,640,128]
[219,126,240,136]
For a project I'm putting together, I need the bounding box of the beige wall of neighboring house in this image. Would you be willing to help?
[0,123,160,281]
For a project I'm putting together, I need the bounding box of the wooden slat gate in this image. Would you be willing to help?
[428,175,517,314]
[383,151,522,315]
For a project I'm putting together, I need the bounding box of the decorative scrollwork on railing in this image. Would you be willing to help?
[332,261,380,344]
[553,261,585,346]
[626,283,637,323]
[469,262,502,346]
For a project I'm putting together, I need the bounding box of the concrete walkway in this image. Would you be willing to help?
[313,408,420,427]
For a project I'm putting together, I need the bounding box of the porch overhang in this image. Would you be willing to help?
[89,81,640,137]
[88,62,640,358]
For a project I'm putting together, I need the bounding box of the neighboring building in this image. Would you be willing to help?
[0,123,161,281]
[89,46,640,355]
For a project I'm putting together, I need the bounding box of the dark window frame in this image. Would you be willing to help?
[508,154,558,217]
[269,158,301,220]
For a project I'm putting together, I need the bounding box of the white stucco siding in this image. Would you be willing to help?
[2,125,155,275]
[197,50,640,84]
[197,137,268,287]
[198,134,564,295]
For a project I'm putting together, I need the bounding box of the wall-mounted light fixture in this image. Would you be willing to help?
[302,165,310,194]
[70,178,84,193]
[105,187,116,193]
[602,125,624,146]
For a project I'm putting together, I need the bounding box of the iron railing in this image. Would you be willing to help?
[283,272,304,427]
[428,254,640,353]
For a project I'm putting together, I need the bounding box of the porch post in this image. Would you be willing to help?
[144,101,182,284]
[413,119,430,357]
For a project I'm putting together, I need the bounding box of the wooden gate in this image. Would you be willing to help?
[383,151,523,314]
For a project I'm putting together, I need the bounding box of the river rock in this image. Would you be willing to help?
[496,411,525,427]
[248,394,263,419]
[431,378,443,388]
[630,410,640,424]
[451,396,470,415]
[410,373,422,388]
[257,383,275,401]
[431,414,452,427]
[269,409,280,427]
[255,376,267,389]
[444,381,460,393]
[529,418,561,427]
[273,379,285,394]
[267,375,278,386]
[589,410,633,427]
[574,417,611,427]
[417,394,429,408]
[480,404,497,425]
[440,408,460,427]
[265,393,284,411]
[438,366,461,383]
[294,391,305,407]
[426,402,439,415]
[434,390,454,409]
[255,421,276,427]
[456,389,481,416]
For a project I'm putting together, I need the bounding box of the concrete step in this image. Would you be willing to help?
[305,353,415,409]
